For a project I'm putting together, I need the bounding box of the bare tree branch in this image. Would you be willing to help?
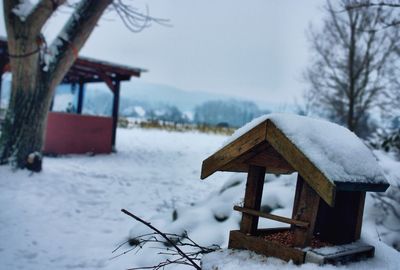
[119,209,219,270]
[110,0,171,33]
[345,1,400,29]
[121,209,202,270]
[346,1,400,10]
[47,0,112,88]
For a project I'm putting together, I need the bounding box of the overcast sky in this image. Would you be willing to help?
[0,0,323,106]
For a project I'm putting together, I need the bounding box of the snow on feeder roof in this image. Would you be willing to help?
[201,114,390,265]
[201,113,389,207]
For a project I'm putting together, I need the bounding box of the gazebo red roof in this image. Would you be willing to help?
[0,36,147,84]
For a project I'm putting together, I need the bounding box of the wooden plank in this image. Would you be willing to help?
[291,176,304,229]
[240,165,266,235]
[75,57,143,77]
[234,206,309,228]
[228,230,305,264]
[245,145,295,174]
[293,176,320,247]
[218,141,295,175]
[219,142,270,173]
[219,162,249,173]
[354,192,366,239]
[266,120,336,207]
[334,181,389,192]
[314,191,366,245]
[221,160,294,175]
[201,121,268,179]
[98,70,117,93]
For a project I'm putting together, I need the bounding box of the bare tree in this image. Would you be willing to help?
[0,0,164,171]
[345,0,400,28]
[303,0,399,137]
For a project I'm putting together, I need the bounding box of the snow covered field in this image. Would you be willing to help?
[0,127,399,270]
[0,128,229,270]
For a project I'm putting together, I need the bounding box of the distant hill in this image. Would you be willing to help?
[118,80,232,112]
[0,79,289,126]
[82,80,278,118]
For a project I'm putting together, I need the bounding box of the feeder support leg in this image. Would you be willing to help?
[240,165,266,235]
[293,175,320,247]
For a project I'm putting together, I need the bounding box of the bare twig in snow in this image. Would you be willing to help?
[118,208,219,270]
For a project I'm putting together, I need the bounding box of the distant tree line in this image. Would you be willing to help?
[120,99,269,128]
[194,100,269,128]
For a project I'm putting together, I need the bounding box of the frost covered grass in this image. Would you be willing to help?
[0,126,399,269]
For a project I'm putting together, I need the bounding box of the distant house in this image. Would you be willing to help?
[0,37,147,155]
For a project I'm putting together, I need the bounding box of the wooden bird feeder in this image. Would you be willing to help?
[201,114,389,265]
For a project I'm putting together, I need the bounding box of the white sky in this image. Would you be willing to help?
[0,0,323,106]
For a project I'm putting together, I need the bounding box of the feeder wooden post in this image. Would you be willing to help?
[240,165,266,235]
[292,175,320,247]
[313,190,366,245]
[291,175,303,229]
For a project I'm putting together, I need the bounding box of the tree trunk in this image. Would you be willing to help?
[347,12,357,132]
[0,0,112,170]
[0,9,52,168]
[0,76,53,168]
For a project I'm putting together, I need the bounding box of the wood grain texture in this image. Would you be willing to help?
[265,120,337,207]
[245,144,295,174]
[240,165,266,235]
[219,142,295,174]
[293,176,321,247]
[234,206,309,228]
[201,121,268,179]
[291,176,303,229]
[314,191,366,245]
[228,230,306,264]
[354,192,366,240]
[334,181,389,192]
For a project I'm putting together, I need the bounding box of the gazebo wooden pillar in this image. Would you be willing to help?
[76,78,85,114]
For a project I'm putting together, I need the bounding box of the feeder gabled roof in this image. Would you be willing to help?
[201,114,389,206]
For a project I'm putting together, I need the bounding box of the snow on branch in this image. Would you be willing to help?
[12,0,37,22]
[45,0,112,82]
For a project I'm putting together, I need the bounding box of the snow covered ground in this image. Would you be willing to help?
[202,239,400,270]
[0,128,229,270]
[0,127,399,270]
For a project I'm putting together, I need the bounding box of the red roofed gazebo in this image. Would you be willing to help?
[0,37,146,155]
